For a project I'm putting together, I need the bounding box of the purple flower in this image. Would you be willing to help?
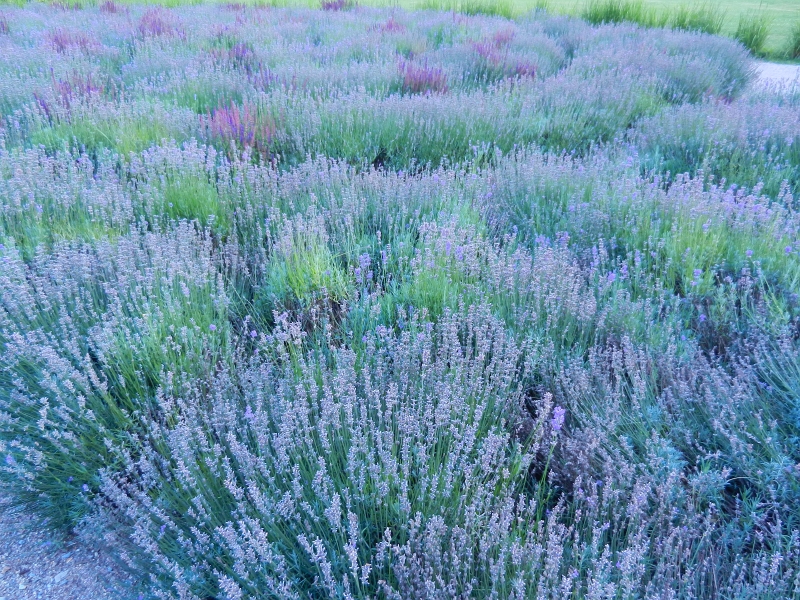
[160,524,166,535]
[250,330,257,338]
[699,314,707,323]
[4,454,14,466]
[68,476,73,483]
[551,406,565,432]
[693,269,702,278]
[209,323,217,331]
[607,272,616,283]
[244,405,254,420]
[399,61,448,95]
[746,249,753,257]
[82,484,89,492]
[786,246,793,255]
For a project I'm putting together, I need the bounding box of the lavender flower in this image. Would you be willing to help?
[551,406,566,432]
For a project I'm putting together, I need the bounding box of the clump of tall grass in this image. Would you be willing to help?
[669,2,724,35]
[582,0,665,28]
[735,11,771,55]
[420,0,514,19]
[460,0,513,19]
[788,19,800,59]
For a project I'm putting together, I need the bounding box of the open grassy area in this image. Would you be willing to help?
[1,3,800,599]
[540,0,799,53]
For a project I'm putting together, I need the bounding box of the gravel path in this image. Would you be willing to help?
[0,496,142,600]
[755,61,800,90]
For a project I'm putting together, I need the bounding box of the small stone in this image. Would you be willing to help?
[18,583,26,590]
[54,569,69,583]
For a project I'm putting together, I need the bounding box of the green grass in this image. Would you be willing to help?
[789,18,800,58]
[669,3,725,34]
[328,0,800,56]
[735,10,772,55]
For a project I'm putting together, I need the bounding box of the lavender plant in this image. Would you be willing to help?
[0,4,798,599]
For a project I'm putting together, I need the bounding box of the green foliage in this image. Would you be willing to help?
[669,2,725,35]
[0,203,119,262]
[788,19,800,58]
[582,0,666,28]
[735,11,771,55]
[257,228,352,326]
[160,178,230,236]
[460,0,513,18]
[420,0,514,19]
[30,115,182,158]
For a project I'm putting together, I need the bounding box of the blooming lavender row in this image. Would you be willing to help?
[1,4,799,599]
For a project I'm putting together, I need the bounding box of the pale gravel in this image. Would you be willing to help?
[755,60,800,90]
[0,496,143,600]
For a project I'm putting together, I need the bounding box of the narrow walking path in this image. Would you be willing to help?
[755,60,800,90]
[0,496,140,600]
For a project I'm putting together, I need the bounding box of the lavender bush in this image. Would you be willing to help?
[1,4,799,599]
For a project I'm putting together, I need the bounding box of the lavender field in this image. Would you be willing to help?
[0,3,799,598]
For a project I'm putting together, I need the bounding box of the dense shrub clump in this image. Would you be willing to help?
[1,4,799,599]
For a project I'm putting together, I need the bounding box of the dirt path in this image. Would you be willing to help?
[755,61,800,90]
[0,496,142,600]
